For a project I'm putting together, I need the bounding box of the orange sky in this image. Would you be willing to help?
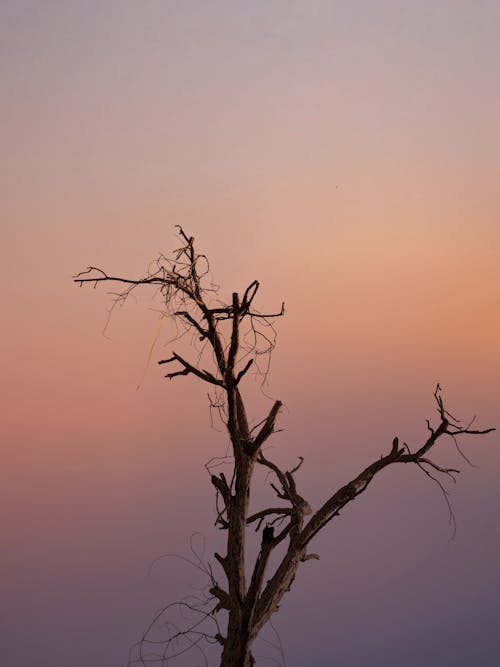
[2,2,499,666]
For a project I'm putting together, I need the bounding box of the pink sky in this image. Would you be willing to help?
[2,2,499,665]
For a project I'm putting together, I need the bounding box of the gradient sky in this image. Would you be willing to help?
[2,2,499,666]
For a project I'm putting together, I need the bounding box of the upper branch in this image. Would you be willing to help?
[74,228,228,377]
[227,292,240,380]
[74,267,167,289]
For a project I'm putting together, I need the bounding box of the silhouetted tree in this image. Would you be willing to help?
[75,227,493,667]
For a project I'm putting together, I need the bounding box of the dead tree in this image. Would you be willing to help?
[75,227,494,667]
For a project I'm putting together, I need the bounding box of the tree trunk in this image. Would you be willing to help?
[219,447,256,667]
[220,616,254,667]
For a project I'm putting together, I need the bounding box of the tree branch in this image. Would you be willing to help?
[158,352,225,387]
[301,386,495,547]
[251,401,283,455]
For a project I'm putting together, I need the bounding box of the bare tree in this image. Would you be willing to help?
[75,227,494,667]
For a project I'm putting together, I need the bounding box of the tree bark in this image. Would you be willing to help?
[220,616,254,667]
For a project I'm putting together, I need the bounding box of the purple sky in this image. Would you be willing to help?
[2,2,499,665]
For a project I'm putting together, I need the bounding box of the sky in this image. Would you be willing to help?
[1,1,499,665]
